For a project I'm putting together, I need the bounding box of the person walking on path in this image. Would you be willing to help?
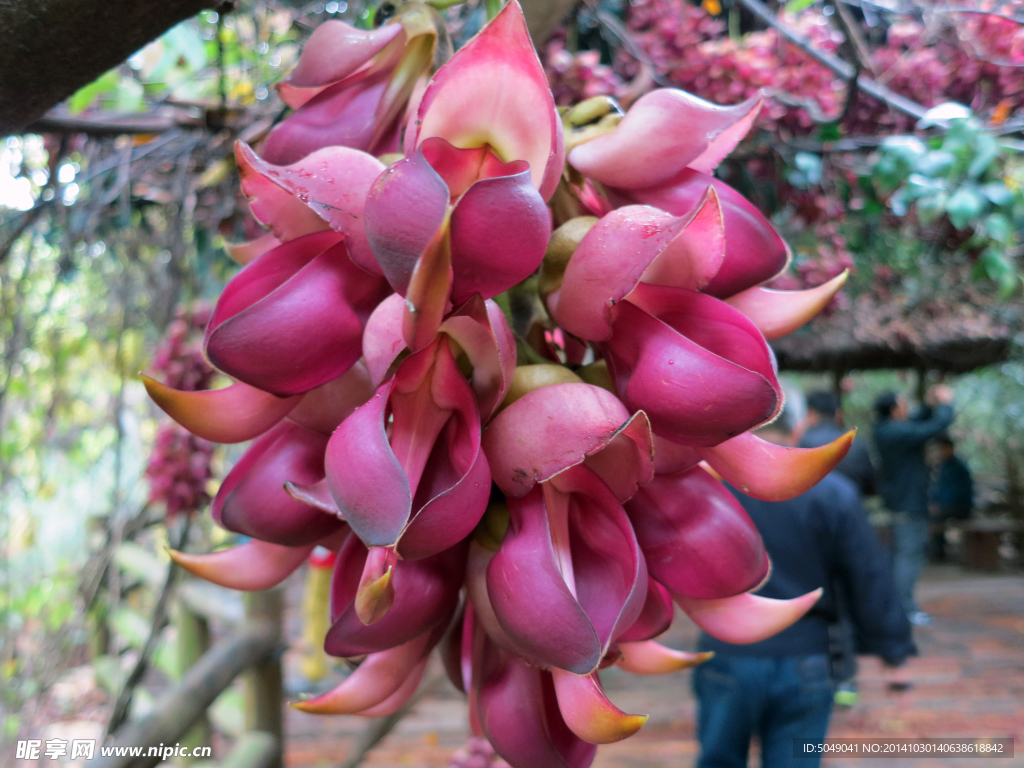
[873,385,956,625]
[797,390,876,496]
[693,427,915,768]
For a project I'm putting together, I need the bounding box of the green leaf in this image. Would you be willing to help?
[67,70,120,114]
[786,0,816,12]
[968,134,1001,179]
[982,212,1012,243]
[945,186,986,229]
[980,182,1015,206]
[915,150,955,178]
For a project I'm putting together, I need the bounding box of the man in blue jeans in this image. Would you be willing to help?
[873,385,955,625]
[693,450,914,768]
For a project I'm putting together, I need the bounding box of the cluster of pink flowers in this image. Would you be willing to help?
[145,303,216,517]
[149,5,854,765]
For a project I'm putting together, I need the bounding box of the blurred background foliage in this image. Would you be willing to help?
[1,0,1023,752]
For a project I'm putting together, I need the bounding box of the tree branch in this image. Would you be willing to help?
[733,0,929,120]
[0,0,213,135]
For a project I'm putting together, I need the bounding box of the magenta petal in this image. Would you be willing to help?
[484,382,650,499]
[439,296,516,420]
[448,162,549,304]
[363,293,407,385]
[325,378,411,548]
[626,467,768,599]
[168,539,316,591]
[205,232,389,396]
[142,377,299,444]
[325,536,464,657]
[652,435,701,475]
[556,465,647,657]
[487,484,601,675]
[262,72,390,164]
[236,141,385,274]
[477,643,596,768]
[605,298,778,446]
[553,192,723,341]
[615,168,789,298]
[364,150,449,295]
[617,578,673,643]
[569,90,760,190]
[676,590,822,644]
[224,232,280,266]
[277,20,402,104]
[213,421,341,546]
[409,0,563,199]
[287,361,375,435]
[725,271,848,340]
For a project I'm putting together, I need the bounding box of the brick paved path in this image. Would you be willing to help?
[284,567,1024,768]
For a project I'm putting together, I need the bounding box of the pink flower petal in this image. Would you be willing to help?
[675,589,822,644]
[626,467,768,599]
[236,141,386,274]
[142,376,300,444]
[224,232,280,266]
[551,669,648,745]
[206,232,389,396]
[440,296,516,420]
[605,298,778,446]
[726,271,848,340]
[326,536,464,656]
[484,382,651,499]
[568,89,761,190]
[167,539,316,591]
[616,641,713,675]
[697,430,855,501]
[617,578,674,643]
[614,168,790,298]
[477,644,596,768]
[286,360,375,435]
[409,1,563,199]
[552,191,723,341]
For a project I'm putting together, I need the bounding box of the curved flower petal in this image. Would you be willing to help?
[213,421,341,546]
[284,478,340,517]
[276,21,403,106]
[627,467,767,599]
[605,297,778,446]
[477,643,596,768]
[652,435,701,475]
[224,232,280,266]
[616,168,789,299]
[551,669,648,745]
[295,628,437,714]
[484,382,651,499]
[447,154,549,304]
[353,654,429,717]
[167,539,316,592]
[326,339,488,558]
[363,293,407,385]
[326,536,464,656]
[697,430,855,501]
[725,271,848,340]
[675,589,822,644]
[617,642,713,675]
[568,89,760,190]
[237,141,386,274]
[552,192,723,341]
[364,149,450,295]
[287,360,375,435]
[617,578,674,643]
[487,484,601,674]
[206,231,389,396]
[440,296,516,420]
[142,376,300,444]
[409,1,563,199]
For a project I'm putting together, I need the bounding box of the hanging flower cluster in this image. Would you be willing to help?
[150,5,853,766]
[144,302,217,518]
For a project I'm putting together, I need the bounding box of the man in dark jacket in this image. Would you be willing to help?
[694,467,915,768]
[929,436,973,560]
[873,386,955,625]
[798,391,875,496]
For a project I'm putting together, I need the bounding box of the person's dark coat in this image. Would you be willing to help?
[873,404,954,517]
[799,422,876,496]
[700,472,915,665]
[931,455,973,519]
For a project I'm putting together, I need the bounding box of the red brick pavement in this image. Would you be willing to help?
[284,567,1024,768]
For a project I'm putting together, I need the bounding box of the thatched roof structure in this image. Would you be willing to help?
[772,287,1022,374]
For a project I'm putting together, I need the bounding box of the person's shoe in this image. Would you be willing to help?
[908,611,933,626]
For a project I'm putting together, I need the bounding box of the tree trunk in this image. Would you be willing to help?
[0,0,212,134]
